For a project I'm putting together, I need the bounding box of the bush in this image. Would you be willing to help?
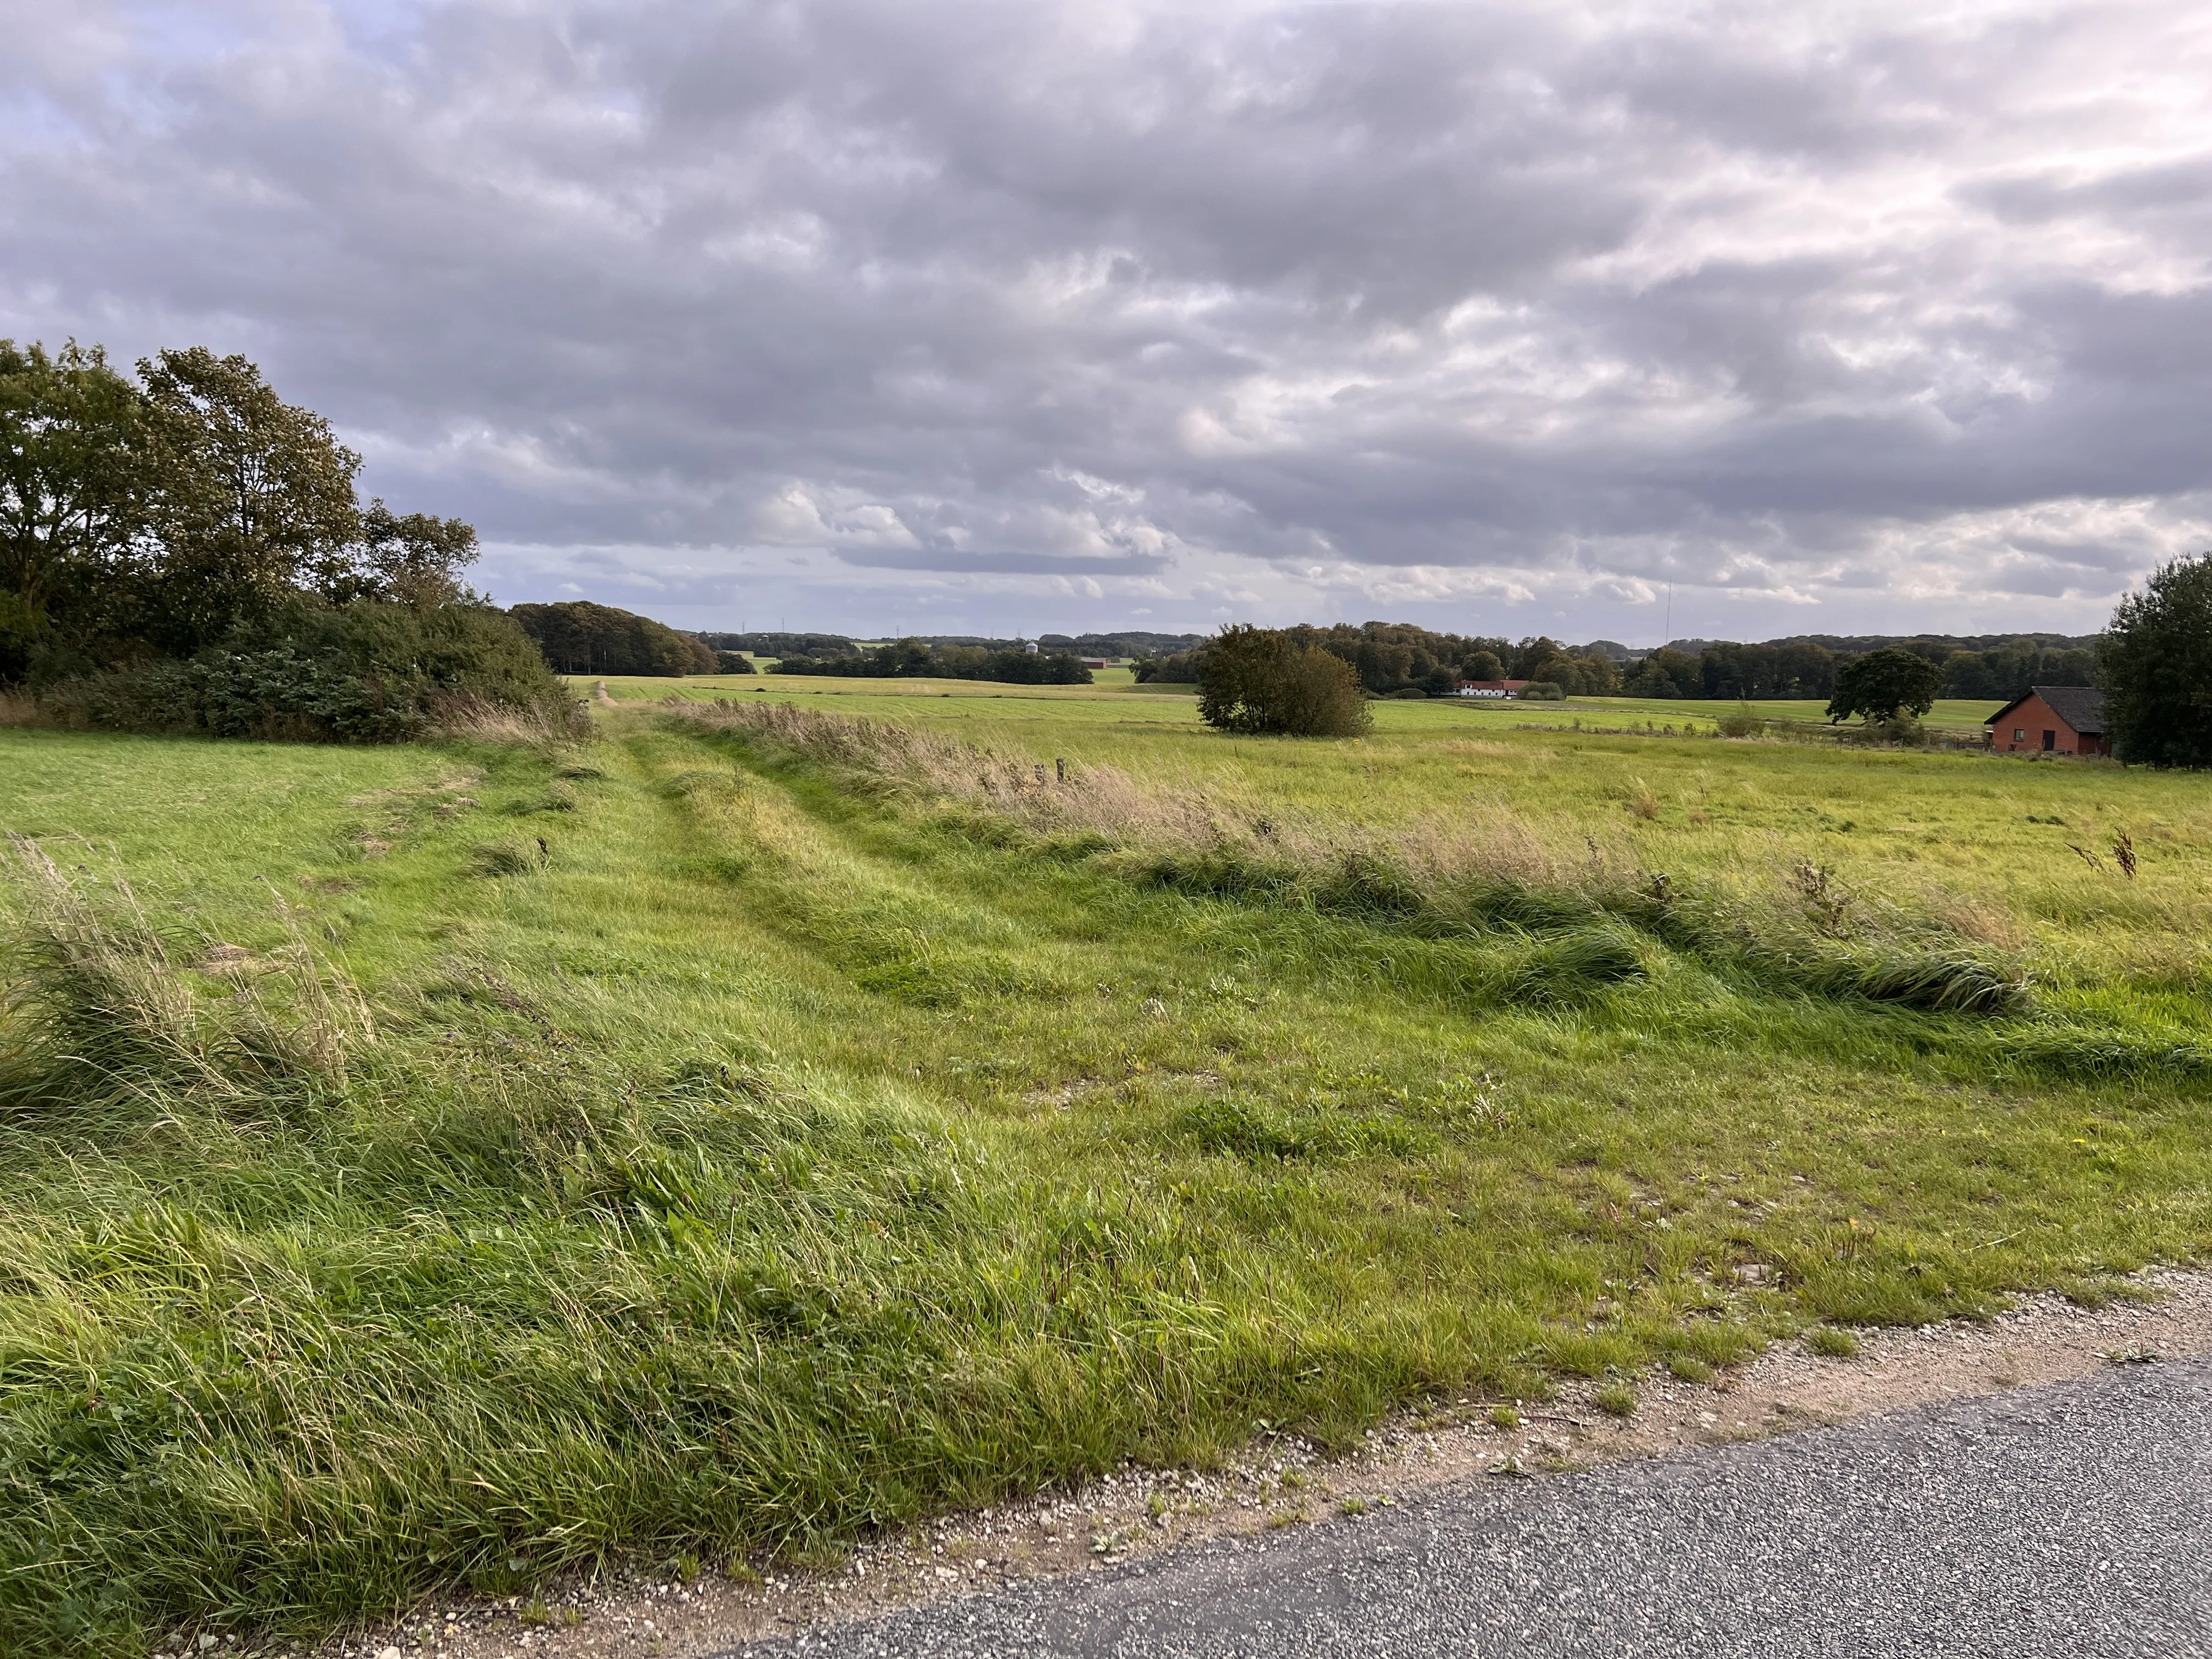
[1516,681,1565,701]
[35,600,580,742]
[1716,703,1763,738]
[2100,552,2212,768]
[714,651,757,674]
[1198,627,1372,737]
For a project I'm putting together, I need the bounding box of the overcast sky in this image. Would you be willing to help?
[6,1,2210,643]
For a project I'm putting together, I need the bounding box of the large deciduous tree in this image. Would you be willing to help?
[342,502,482,608]
[1,340,486,679]
[0,338,558,740]
[1826,646,1942,724]
[0,341,149,680]
[136,347,367,653]
[2099,553,2212,768]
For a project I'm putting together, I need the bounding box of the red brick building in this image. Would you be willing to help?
[1986,686,2112,757]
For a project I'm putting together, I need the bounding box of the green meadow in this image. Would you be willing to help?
[595,667,2006,730]
[1,680,2206,1653]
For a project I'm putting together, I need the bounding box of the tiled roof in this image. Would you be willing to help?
[1987,685,2106,733]
[2032,685,2106,735]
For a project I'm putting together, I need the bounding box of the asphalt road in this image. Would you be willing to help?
[722,1355,2212,1658]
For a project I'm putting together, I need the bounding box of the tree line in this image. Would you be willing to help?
[701,629,1206,661]
[503,620,1097,685]
[511,600,724,676]
[768,637,1093,684]
[1138,624,1626,697]
[1185,557,2211,766]
[1,341,569,739]
[1139,625,2103,707]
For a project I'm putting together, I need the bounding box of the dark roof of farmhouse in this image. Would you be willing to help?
[1989,685,2106,733]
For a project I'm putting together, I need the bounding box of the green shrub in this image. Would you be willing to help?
[1716,703,1763,738]
[34,600,580,743]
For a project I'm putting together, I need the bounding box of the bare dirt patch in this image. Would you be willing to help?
[272,1269,2212,1659]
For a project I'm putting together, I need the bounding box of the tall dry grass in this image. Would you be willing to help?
[428,691,591,745]
[672,698,2033,1015]
[674,696,1593,889]
[0,836,370,1130]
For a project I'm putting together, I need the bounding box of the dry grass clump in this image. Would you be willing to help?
[0,837,368,1129]
[1917,889,2030,952]
[429,692,591,745]
[0,689,42,729]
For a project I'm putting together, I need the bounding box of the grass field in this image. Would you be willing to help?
[598,670,2007,731]
[1,684,2206,1654]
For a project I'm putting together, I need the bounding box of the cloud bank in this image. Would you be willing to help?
[5,0,2211,641]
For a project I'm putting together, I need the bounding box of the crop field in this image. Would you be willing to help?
[2,687,2208,1653]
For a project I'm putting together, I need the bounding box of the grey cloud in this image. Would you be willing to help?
[1963,155,2212,225]
[831,549,1171,575]
[3,0,2209,641]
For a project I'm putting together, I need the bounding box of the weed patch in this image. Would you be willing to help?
[1179,1096,1433,1163]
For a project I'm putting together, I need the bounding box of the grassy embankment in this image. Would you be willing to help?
[1,683,2206,1654]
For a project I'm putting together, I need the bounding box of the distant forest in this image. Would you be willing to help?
[1640,634,2097,701]
[699,630,1202,660]
[1041,631,1209,657]
[512,601,719,676]
[1127,624,2098,703]
[663,620,2104,703]
[753,637,1091,684]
